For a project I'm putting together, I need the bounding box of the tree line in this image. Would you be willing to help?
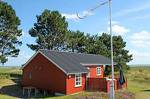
[0,1,132,70]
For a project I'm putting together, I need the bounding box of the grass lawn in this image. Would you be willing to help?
[0,66,149,99]
[126,66,150,99]
[0,94,15,99]
[0,67,22,99]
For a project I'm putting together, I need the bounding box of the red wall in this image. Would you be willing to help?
[66,73,86,95]
[86,65,104,78]
[88,78,107,92]
[22,53,67,94]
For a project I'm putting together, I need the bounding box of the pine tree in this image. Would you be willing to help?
[27,10,68,51]
[0,1,22,64]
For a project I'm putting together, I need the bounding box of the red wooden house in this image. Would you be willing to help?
[22,49,127,95]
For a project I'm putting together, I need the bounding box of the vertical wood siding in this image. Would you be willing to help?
[22,53,66,94]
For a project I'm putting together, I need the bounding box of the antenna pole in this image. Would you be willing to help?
[109,0,115,99]
[76,1,115,98]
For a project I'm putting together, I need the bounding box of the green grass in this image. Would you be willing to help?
[126,66,150,99]
[0,94,15,99]
[0,66,149,99]
[0,67,21,79]
[0,67,22,99]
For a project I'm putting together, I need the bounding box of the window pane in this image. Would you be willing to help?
[97,67,101,75]
[75,73,82,86]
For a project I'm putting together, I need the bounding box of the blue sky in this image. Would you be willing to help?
[3,0,150,66]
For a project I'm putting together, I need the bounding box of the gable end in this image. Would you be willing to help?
[22,51,67,74]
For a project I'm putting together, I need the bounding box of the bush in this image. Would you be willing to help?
[0,73,10,79]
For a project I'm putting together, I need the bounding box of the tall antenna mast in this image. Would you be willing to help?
[77,0,115,99]
[108,0,115,99]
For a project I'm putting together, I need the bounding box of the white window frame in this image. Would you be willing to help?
[75,73,82,87]
[96,67,101,75]
[87,67,90,78]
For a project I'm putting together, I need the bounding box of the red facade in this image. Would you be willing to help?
[22,53,86,95]
[86,65,104,78]
[66,74,86,95]
[22,52,126,95]
[88,78,107,91]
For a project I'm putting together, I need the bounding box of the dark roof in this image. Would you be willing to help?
[39,49,112,74]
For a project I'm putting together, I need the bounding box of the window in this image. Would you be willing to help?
[75,73,82,87]
[29,72,32,79]
[96,67,101,75]
[87,67,90,78]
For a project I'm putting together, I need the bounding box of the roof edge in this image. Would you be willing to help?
[21,50,68,75]
[81,63,116,66]
[21,50,40,69]
[39,50,68,74]
[68,72,88,75]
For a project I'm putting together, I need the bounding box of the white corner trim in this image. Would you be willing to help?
[21,50,67,75]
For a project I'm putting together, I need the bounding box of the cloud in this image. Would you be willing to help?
[108,21,119,25]
[130,31,150,48]
[62,10,94,21]
[107,24,130,36]
[18,31,29,40]
[114,3,150,17]
[129,50,150,64]
[131,14,150,20]
[112,25,130,35]
[61,13,78,20]
[111,21,119,25]
[82,11,94,16]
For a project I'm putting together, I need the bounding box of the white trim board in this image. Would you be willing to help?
[68,72,88,75]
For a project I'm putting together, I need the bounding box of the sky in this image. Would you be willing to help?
[2,0,150,66]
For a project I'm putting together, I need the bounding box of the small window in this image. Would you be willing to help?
[75,73,82,87]
[87,67,90,77]
[29,72,32,79]
[96,67,101,75]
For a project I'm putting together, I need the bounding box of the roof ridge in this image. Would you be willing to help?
[39,49,107,57]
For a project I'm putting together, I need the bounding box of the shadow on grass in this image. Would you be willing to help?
[0,82,55,98]
[0,84,24,98]
[0,72,24,98]
[0,72,55,98]
[10,73,22,78]
[141,89,150,92]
